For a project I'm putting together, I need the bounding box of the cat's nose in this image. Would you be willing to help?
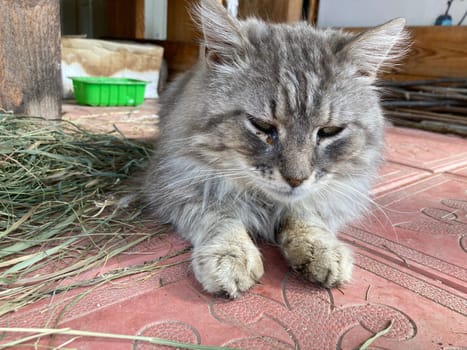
[283,176,306,188]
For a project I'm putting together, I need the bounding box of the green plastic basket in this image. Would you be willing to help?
[70,76,149,107]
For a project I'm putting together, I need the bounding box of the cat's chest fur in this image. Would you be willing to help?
[199,176,287,241]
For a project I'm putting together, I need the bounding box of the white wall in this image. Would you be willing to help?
[145,0,167,40]
[318,0,467,27]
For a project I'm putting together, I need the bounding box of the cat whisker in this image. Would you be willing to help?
[162,135,202,144]
[196,168,247,173]
[332,179,400,243]
[319,183,380,235]
[339,172,419,215]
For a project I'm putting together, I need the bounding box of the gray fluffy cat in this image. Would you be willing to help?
[144,0,408,297]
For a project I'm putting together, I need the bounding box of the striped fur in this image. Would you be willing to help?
[143,0,408,297]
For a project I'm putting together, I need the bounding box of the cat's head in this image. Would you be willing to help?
[186,0,408,202]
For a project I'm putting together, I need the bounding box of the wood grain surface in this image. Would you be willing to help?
[347,26,467,80]
[399,26,467,79]
[238,0,304,22]
[0,0,61,118]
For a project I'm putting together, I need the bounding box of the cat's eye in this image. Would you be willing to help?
[247,115,278,144]
[317,126,344,139]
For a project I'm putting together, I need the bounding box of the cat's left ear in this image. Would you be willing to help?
[192,0,248,67]
[339,18,409,80]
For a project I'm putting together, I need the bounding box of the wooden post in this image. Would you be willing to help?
[0,0,61,119]
[307,0,320,25]
[108,0,145,39]
[238,0,304,23]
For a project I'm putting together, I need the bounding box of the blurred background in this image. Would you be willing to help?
[59,0,467,39]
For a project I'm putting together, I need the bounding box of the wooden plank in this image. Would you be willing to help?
[162,11,467,83]
[347,26,467,80]
[108,0,134,38]
[239,0,304,22]
[165,0,304,44]
[400,26,467,79]
[307,0,320,25]
[108,0,145,39]
[286,0,304,22]
[167,0,200,43]
[161,41,200,78]
[0,0,61,118]
[135,0,146,39]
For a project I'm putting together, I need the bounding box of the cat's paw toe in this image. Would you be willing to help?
[192,242,264,298]
[282,231,353,288]
[300,241,353,288]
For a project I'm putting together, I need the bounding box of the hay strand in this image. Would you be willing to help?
[358,320,394,350]
[0,327,236,349]
[0,114,173,318]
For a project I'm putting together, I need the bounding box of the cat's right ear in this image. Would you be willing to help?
[192,0,248,67]
[338,18,409,81]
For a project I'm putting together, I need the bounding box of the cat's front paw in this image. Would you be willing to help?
[279,224,353,288]
[192,237,264,298]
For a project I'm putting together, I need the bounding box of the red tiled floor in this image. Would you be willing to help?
[384,127,467,173]
[1,117,466,349]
